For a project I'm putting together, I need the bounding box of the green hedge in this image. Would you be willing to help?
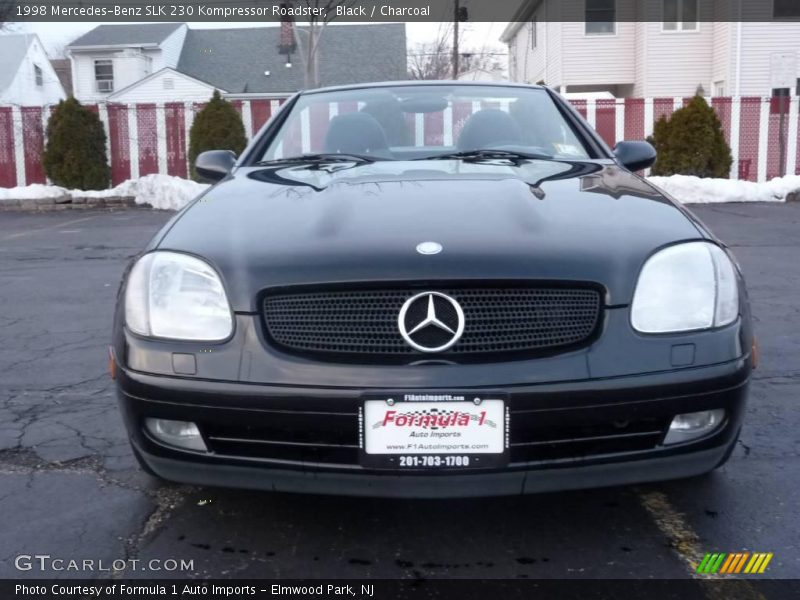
[650,95,732,178]
[188,90,248,181]
[42,97,110,190]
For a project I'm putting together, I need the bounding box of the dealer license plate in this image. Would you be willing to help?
[360,393,508,469]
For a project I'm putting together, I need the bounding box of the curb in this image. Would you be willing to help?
[0,196,143,211]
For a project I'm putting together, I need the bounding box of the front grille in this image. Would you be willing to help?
[263,285,601,361]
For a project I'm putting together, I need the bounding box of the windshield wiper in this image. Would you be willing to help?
[255,153,382,166]
[414,149,552,161]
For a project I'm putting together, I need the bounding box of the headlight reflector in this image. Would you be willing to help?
[631,242,738,333]
[145,418,207,452]
[125,251,233,340]
[663,409,725,445]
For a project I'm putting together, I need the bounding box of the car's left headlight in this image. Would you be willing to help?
[631,242,739,333]
[125,251,233,341]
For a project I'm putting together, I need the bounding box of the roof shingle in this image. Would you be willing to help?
[176,24,407,94]
[68,23,183,47]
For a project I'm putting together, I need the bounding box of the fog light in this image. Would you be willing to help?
[145,418,207,452]
[663,410,725,445]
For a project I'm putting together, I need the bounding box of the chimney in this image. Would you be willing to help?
[278,3,297,56]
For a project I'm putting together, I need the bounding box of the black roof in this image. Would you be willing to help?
[69,23,184,47]
[176,24,407,94]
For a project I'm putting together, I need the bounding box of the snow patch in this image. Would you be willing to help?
[70,174,210,210]
[647,174,800,204]
[0,175,209,209]
[3,174,799,208]
[0,184,68,200]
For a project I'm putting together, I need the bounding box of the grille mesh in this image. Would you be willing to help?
[263,286,601,360]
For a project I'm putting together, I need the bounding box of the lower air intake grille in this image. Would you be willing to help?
[262,285,601,362]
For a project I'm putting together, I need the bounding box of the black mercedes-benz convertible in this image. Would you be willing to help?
[111,82,753,497]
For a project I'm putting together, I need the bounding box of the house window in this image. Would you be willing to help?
[585,0,616,35]
[663,0,699,31]
[163,78,175,90]
[774,0,800,19]
[772,87,790,98]
[530,17,538,49]
[94,59,114,93]
[714,81,725,97]
[34,65,43,87]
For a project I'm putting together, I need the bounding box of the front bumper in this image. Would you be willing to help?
[135,443,731,498]
[117,356,749,498]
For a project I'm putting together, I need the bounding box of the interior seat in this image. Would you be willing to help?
[457,109,522,150]
[324,112,390,156]
[361,99,412,146]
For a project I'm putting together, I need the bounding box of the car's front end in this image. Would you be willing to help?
[112,82,753,497]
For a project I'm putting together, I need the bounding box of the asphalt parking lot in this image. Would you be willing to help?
[0,203,798,583]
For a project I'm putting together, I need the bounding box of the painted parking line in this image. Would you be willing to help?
[638,489,768,600]
[0,215,100,242]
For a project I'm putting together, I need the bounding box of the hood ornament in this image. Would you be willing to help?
[416,241,443,255]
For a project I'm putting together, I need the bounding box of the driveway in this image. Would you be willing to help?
[0,204,798,582]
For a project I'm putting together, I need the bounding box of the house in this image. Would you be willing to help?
[49,59,73,97]
[66,23,407,104]
[67,23,188,102]
[501,0,800,97]
[456,64,508,82]
[0,34,66,105]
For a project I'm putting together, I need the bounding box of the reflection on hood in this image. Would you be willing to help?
[246,159,605,194]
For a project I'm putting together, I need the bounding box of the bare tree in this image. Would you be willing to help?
[49,41,68,59]
[408,25,453,80]
[408,24,501,81]
[1,0,17,30]
[284,1,357,89]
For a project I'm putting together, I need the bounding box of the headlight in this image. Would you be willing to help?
[125,251,233,341]
[631,242,738,333]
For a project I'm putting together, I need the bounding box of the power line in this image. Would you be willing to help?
[408,51,508,57]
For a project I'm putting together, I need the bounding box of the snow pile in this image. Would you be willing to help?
[2,173,799,208]
[647,174,800,204]
[0,174,208,210]
[0,184,68,200]
[73,174,210,210]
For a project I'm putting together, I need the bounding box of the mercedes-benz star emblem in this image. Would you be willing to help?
[398,292,465,353]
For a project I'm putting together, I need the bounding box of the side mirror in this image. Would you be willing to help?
[195,150,236,182]
[613,141,657,172]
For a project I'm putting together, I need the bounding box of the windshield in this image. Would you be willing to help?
[258,85,593,162]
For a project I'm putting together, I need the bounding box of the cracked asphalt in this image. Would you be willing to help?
[0,204,798,582]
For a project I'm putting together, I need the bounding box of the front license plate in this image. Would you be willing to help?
[360,393,508,469]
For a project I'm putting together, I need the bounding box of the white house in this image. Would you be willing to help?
[67,23,188,103]
[501,0,800,97]
[106,68,218,103]
[456,65,508,82]
[0,34,66,105]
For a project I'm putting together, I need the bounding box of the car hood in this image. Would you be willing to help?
[158,159,703,312]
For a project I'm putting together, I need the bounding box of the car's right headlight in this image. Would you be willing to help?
[125,251,233,341]
[631,242,739,334]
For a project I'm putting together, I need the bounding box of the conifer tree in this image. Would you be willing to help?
[188,90,248,181]
[43,97,110,190]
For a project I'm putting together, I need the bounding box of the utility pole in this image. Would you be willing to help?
[452,0,460,79]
